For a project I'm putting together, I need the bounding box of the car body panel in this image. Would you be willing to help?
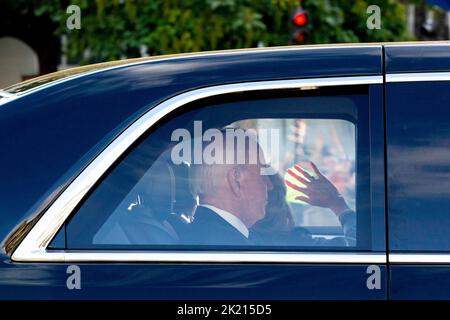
[390,265,450,300]
[385,43,450,73]
[0,262,386,300]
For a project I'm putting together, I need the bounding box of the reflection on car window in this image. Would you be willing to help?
[66,89,371,251]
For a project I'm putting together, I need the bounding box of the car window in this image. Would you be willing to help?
[387,81,450,251]
[65,87,372,251]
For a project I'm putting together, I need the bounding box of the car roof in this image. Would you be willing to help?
[4,41,450,97]
[2,43,380,94]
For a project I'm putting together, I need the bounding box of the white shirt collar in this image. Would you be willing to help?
[199,204,249,238]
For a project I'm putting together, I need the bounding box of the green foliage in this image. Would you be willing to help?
[14,0,413,64]
[303,0,413,43]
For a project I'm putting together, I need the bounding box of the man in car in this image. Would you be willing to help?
[187,130,273,245]
[187,129,355,246]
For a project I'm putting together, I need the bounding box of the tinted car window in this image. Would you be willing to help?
[387,81,450,251]
[66,87,372,251]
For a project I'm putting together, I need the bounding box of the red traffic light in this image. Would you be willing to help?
[293,12,308,26]
[293,31,307,43]
[290,7,309,45]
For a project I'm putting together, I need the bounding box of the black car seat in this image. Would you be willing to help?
[119,157,180,244]
[165,161,196,240]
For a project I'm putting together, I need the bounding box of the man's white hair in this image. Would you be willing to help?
[189,129,261,198]
[189,159,234,198]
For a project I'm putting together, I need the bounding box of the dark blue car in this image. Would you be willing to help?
[1,42,450,300]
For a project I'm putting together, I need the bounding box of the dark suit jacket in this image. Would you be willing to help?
[186,206,251,246]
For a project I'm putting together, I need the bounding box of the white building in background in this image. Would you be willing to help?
[0,37,40,88]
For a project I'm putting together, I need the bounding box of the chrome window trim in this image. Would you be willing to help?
[0,97,15,107]
[384,42,450,48]
[0,91,17,106]
[25,251,386,264]
[12,75,383,263]
[389,254,450,264]
[386,72,450,83]
[0,91,15,98]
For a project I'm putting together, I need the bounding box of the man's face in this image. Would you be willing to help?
[238,162,273,228]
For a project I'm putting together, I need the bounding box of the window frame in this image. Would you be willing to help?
[386,72,450,264]
[11,76,385,263]
[67,91,366,251]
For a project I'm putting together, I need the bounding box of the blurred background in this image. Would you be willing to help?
[1,0,450,88]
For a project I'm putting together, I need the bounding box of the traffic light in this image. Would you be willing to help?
[290,7,309,45]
